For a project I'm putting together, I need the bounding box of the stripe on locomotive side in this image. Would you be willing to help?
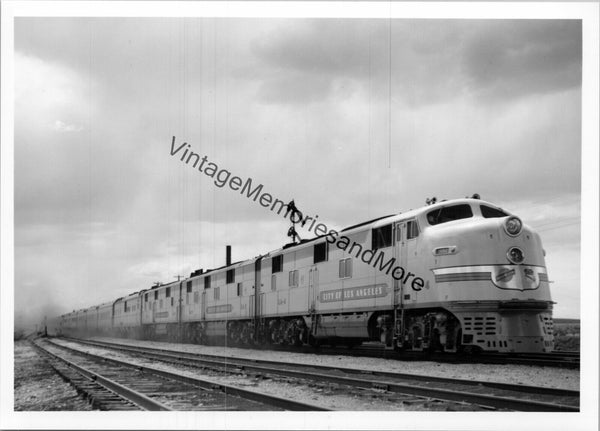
[435,272,491,283]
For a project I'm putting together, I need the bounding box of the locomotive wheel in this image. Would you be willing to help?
[270,320,283,345]
[459,345,480,355]
[278,321,288,345]
[285,320,303,347]
[454,329,463,353]
[226,323,234,345]
[393,340,405,353]
[346,340,361,349]
[240,322,254,346]
[228,322,241,345]
[166,325,174,342]
[257,326,269,346]
[195,325,205,344]
[427,329,443,353]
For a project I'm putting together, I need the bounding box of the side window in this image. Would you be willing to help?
[226,269,235,284]
[166,287,171,298]
[272,255,283,273]
[171,297,174,307]
[271,274,277,291]
[186,281,192,293]
[314,242,328,263]
[237,282,243,297]
[372,224,393,249]
[145,293,148,302]
[407,220,420,240]
[154,290,158,300]
[204,276,211,290]
[339,258,353,278]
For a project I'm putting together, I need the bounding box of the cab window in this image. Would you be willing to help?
[480,205,508,218]
[427,204,473,225]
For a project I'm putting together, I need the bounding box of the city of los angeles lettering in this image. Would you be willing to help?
[320,284,388,303]
[206,304,233,314]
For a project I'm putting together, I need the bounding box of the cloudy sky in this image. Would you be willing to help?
[13,17,582,328]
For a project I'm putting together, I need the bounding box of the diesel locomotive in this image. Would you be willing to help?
[54,197,554,353]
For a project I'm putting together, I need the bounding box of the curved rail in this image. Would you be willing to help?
[62,337,579,412]
[47,338,330,411]
[32,339,170,411]
[293,343,580,368]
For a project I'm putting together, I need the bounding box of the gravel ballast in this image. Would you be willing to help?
[14,340,93,411]
[90,336,579,391]
[53,338,489,411]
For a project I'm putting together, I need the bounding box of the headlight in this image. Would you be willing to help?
[507,247,525,264]
[504,216,522,236]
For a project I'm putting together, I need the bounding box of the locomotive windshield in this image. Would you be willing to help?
[427,204,473,225]
[480,205,509,218]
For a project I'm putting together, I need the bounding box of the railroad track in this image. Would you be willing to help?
[57,336,579,368]
[34,338,329,411]
[477,351,580,368]
[61,337,579,412]
[31,339,162,410]
[167,338,579,369]
[277,343,580,369]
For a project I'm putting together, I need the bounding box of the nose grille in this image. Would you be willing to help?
[541,315,554,336]
[463,316,497,335]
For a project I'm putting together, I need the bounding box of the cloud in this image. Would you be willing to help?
[250,19,581,106]
[462,20,582,102]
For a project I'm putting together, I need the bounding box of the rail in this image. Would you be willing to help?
[61,337,579,412]
[46,338,331,411]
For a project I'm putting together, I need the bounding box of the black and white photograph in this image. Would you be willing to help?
[1,1,598,430]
